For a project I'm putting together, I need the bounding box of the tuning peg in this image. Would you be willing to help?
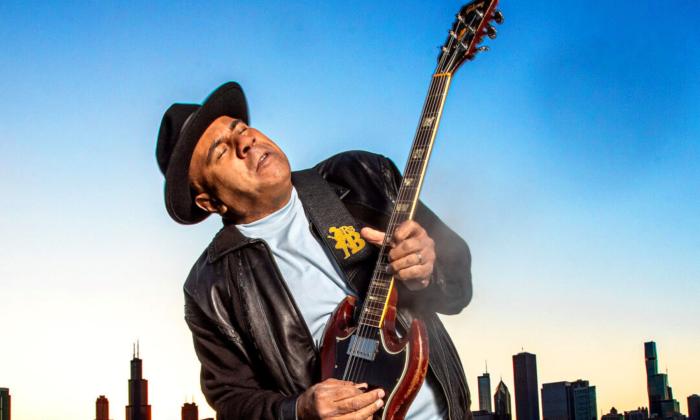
[485,25,497,39]
[493,10,504,24]
[476,46,489,53]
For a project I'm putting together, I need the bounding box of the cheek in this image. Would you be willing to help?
[210,166,249,195]
[268,157,291,182]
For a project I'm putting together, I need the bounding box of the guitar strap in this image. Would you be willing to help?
[292,168,375,290]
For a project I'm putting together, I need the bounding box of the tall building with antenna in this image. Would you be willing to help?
[479,363,493,412]
[644,341,681,419]
[126,341,152,420]
[513,351,540,420]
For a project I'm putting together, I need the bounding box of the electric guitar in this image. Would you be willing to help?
[320,1,503,419]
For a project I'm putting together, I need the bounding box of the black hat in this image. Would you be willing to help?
[156,82,249,224]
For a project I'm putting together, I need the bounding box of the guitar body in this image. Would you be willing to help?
[320,292,429,420]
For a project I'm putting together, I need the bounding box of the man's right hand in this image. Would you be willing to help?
[296,378,385,420]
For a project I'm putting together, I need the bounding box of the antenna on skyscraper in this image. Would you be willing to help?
[137,339,140,358]
[132,342,135,358]
[485,360,488,373]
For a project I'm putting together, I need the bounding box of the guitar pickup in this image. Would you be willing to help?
[347,336,380,361]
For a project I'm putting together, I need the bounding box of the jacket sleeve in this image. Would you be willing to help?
[184,292,298,420]
[380,155,473,315]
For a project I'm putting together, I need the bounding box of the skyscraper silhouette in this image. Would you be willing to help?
[0,388,10,420]
[479,370,493,412]
[95,395,109,420]
[126,342,152,420]
[541,381,572,420]
[571,380,596,420]
[495,380,513,420]
[644,341,681,419]
[182,402,198,420]
[687,395,700,420]
[513,352,540,420]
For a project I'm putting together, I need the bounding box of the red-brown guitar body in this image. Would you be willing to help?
[320,290,429,420]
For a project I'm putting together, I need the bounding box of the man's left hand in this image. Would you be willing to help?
[361,220,435,291]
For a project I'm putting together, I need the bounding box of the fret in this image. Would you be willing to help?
[401,171,424,182]
[411,147,427,160]
[402,177,416,187]
[396,202,411,213]
[365,301,387,310]
[358,57,453,329]
[362,307,383,317]
[374,262,391,274]
[426,91,446,100]
[358,320,381,328]
[360,311,382,318]
[420,115,437,129]
[367,284,391,294]
[368,283,390,292]
[398,188,418,197]
[361,313,382,322]
[366,292,390,301]
[365,294,389,304]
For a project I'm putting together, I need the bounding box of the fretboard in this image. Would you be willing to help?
[358,73,453,329]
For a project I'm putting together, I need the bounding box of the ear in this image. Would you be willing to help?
[194,192,228,215]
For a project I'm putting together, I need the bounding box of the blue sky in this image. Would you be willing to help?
[1,1,698,419]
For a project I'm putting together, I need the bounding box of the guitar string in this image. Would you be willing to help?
[343,51,452,383]
[346,74,443,384]
[343,8,483,383]
[342,66,448,381]
[344,7,484,382]
[345,73,448,384]
[342,11,470,382]
[355,8,483,335]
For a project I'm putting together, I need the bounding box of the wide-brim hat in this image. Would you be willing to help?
[156,82,249,224]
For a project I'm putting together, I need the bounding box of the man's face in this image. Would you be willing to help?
[188,115,292,223]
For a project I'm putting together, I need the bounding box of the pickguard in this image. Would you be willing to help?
[333,331,409,419]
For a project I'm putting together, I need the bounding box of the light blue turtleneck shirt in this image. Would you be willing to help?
[236,187,446,420]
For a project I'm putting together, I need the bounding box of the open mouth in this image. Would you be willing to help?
[256,152,269,172]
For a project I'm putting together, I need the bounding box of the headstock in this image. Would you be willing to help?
[436,0,503,75]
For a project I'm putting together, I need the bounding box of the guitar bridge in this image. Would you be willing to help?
[346,336,380,361]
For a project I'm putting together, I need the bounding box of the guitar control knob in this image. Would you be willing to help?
[493,10,504,24]
[486,25,497,39]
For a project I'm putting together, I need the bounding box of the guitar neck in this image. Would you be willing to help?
[359,73,453,329]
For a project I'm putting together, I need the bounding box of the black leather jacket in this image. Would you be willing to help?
[183,151,473,420]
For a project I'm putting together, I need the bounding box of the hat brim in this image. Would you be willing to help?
[164,82,249,224]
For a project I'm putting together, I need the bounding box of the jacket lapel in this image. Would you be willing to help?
[292,169,375,292]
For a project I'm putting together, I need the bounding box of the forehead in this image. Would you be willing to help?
[197,115,236,148]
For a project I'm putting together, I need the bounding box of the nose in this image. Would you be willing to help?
[235,132,256,159]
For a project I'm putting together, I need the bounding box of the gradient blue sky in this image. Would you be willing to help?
[1,1,698,419]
